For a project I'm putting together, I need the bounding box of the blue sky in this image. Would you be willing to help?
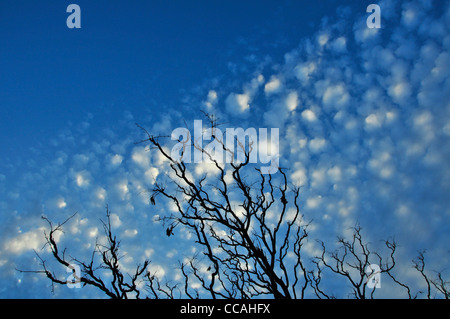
[0,0,449,298]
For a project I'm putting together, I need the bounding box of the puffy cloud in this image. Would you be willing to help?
[194,162,220,177]
[294,61,317,83]
[123,229,138,238]
[327,166,342,184]
[225,74,264,116]
[285,91,298,111]
[306,195,322,210]
[88,227,99,238]
[144,167,159,184]
[301,109,317,122]
[401,1,424,30]
[131,147,151,169]
[96,187,107,202]
[308,138,327,154]
[147,264,166,278]
[204,90,218,109]
[367,150,395,179]
[330,36,347,53]
[110,154,123,166]
[225,92,250,115]
[388,81,411,105]
[244,73,265,96]
[109,213,122,228]
[116,179,130,201]
[263,90,299,127]
[365,113,382,130]
[354,20,381,44]
[73,170,91,188]
[4,227,47,254]
[291,166,308,187]
[321,83,350,110]
[57,198,67,209]
[264,76,282,95]
[317,32,329,47]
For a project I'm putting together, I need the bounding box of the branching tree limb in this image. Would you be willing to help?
[136,118,311,299]
[17,207,175,299]
[311,226,449,299]
[413,251,450,299]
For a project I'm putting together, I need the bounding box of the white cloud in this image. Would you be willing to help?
[306,195,322,210]
[264,76,282,94]
[327,166,342,184]
[115,179,130,201]
[291,167,308,187]
[74,170,91,188]
[285,91,298,111]
[108,213,121,228]
[131,147,151,169]
[245,74,265,96]
[123,229,138,238]
[413,110,433,128]
[194,162,220,177]
[4,227,47,254]
[294,61,317,83]
[144,167,159,184]
[367,150,395,179]
[225,92,250,115]
[401,2,424,30]
[96,187,107,202]
[331,36,347,53]
[354,20,381,44]
[204,90,218,109]
[388,81,411,104]
[88,227,99,238]
[147,264,166,278]
[365,113,382,130]
[165,249,177,259]
[110,154,123,166]
[308,138,327,154]
[321,83,349,110]
[317,32,329,47]
[224,74,264,116]
[301,109,317,122]
[311,168,328,191]
[57,198,67,209]
[263,90,299,127]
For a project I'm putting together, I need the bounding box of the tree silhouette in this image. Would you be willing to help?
[19,118,449,299]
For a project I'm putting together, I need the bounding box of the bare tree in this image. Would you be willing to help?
[413,251,449,299]
[19,116,449,299]
[310,226,449,299]
[17,207,178,299]
[138,117,310,299]
[310,225,398,299]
